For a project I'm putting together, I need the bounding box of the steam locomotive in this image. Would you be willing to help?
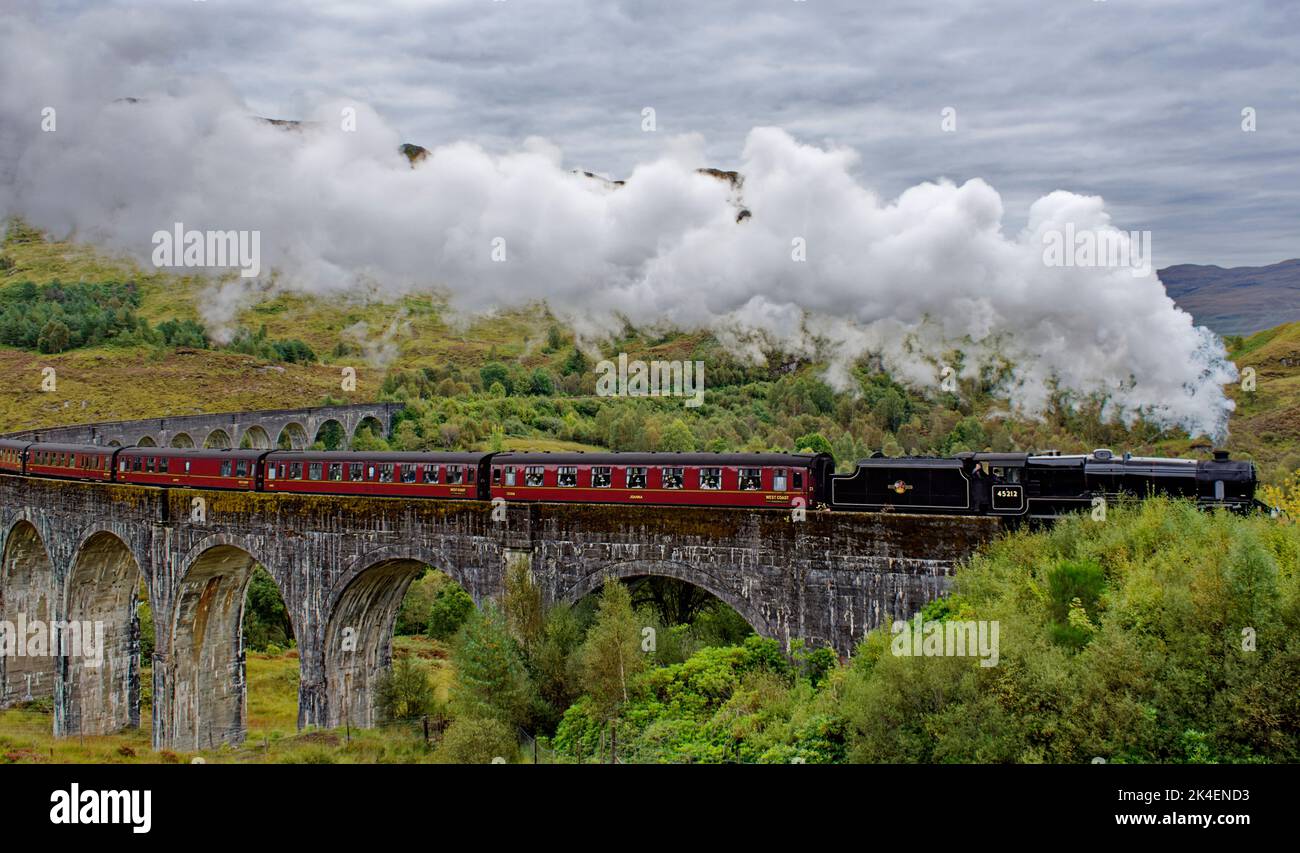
[0,439,1263,519]
[829,448,1260,518]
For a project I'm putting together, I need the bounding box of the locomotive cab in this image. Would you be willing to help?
[966,452,1029,515]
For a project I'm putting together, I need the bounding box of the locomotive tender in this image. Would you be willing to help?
[0,438,1262,519]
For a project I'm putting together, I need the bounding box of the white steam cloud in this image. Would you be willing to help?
[0,6,1235,436]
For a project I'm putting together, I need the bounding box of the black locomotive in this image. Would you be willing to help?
[828,448,1260,518]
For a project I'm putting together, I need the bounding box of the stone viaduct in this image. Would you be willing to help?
[5,402,402,451]
[0,405,999,751]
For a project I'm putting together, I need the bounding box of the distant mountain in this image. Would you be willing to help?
[1159,259,1300,337]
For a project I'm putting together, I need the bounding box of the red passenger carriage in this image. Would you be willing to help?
[263,451,493,500]
[24,442,114,481]
[488,451,833,508]
[116,448,266,490]
[0,439,29,474]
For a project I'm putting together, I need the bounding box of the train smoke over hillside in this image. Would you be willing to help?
[0,7,1235,436]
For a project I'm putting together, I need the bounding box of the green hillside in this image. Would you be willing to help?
[1,222,1297,484]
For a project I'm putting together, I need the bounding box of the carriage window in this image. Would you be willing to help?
[662,467,684,489]
[349,463,363,481]
[793,470,803,489]
[739,468,762,490]
[237,460,249,477]
[133,457,144,472]
[773,468,787,491]
[626,467,647,489]
[325,463,340,481]
[504,466,516,486]
[309,462,323,480]
[591,467,611,488]
[146,457,155,473]
[378,464,394,483]
[120,459,128,472]
[558,466,578,487]
[221,460,232,477]
[423,464,439,484]
[700,467,722,489]
[267,463,276,479]
[525,466,545,487]
[401,464,416,483]
[447,466,465,485]
[466,467,475,483]
[367,465,376,480]
[290,462,303,479]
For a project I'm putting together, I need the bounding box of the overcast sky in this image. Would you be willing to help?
[13,0,1292,267]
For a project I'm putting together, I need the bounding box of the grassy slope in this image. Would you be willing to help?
[0,231,555,432]
[1226,323,1300,478]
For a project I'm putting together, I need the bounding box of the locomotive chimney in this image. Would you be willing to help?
[1213,449,1230,462]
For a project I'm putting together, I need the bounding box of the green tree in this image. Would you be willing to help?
[579,578,645,725]
[480,362,510,394]
[872,388,908,432]
[561,346,589,377]
[660,418,696,452]
[530,367,555,396]
[545,324,565,352]
[427,583,475,641]
[451,603,533,726]
[242,566,293,651]
[37,319,71,354]
[502,559,545,656]
[795,432,833,454]
[534,604,583,724]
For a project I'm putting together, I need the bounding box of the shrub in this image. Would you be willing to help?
[437,717,517,764]
[373,656,435,722]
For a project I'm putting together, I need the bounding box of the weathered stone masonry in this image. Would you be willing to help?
[0,453,999,750]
